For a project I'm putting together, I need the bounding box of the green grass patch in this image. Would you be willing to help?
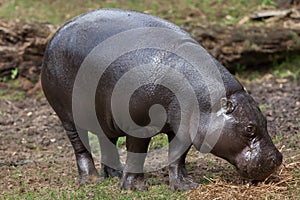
[261,0,278,7]
[259,104,268,111]
[0,0,264,26]
[272,134,285,144]
[2,177,185,200]
[0,79,25,100]
[272,55,300,82]
[88,132,101,157]
[235,54,300,82]
[287,132,300,148]
[117,136,126,148]
[88,132,169,158]
[148,134,168,151]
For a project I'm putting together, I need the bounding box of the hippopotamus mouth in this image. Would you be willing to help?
[234,145,283,181]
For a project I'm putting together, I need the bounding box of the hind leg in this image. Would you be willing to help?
[63,123,101,184]
[98,134,123,178]
[119,136,151,190]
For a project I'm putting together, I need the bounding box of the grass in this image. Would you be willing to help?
[148,134,169,151]
[2,179,185,200]
[0,80,25,100]
[0,0,274,26]
[2,158,186,199]
[2,148,298,200]
[272,55,300,82]
[235,54,300,84]
[89,132,169,158]
[261,0,278,7]
[288,133,300,148]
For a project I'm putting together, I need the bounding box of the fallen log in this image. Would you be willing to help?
[185,25,300,69]
[0,19,55,82]
[0,18,300,85]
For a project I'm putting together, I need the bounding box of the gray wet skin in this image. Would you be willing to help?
[41,8,282,191]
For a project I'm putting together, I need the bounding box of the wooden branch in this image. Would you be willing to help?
[250,9,292,20]
[0,20,55,81]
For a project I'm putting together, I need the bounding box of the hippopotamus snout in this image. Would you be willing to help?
[235,141,282,180]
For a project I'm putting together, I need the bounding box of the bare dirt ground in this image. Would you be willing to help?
[0,73,299,199]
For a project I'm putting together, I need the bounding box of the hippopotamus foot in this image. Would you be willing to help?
[167,134,197,190]
[65,127,101,184]
[73,150,102,184]
[119,172,148,190]
[98,136,123,178]
[101,163,122,178]
[169,175,198,191]
[118,136,150,190]
[169,161,198,191]
[75,168,102,185]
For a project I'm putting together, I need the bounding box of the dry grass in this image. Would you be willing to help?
[187,149,300,200]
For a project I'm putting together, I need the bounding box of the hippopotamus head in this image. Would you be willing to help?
[209,91,282,180]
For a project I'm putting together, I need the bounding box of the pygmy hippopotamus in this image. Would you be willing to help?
[41,8,282,191]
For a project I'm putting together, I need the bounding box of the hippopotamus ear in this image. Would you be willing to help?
[221,97,235,114]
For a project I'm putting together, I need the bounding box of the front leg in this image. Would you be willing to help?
[119,136,150,190]
[168,131,198,191]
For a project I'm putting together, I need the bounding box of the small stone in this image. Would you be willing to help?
[50,138,56,143]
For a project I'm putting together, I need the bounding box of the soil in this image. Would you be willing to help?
[0,73,299,197]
